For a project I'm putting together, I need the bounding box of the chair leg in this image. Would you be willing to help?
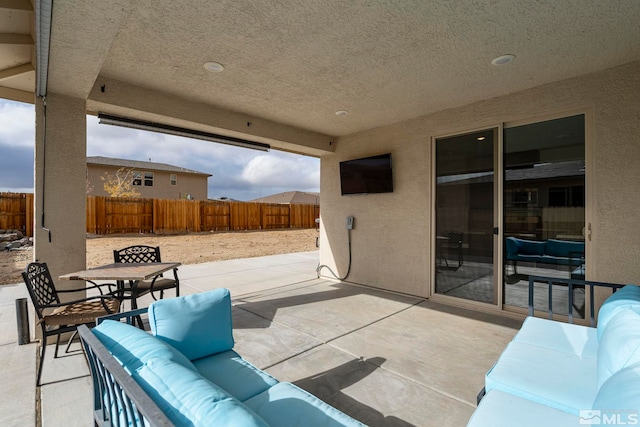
[54,333,61,358]
[36,333,47,386]
[134,315,144,329]
[64,330,79,354]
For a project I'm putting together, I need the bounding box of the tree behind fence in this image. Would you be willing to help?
[1,193,319,235]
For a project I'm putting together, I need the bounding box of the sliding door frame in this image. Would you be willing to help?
[429,107,592,320]
[501,108,594,322]
[429,124,504,313]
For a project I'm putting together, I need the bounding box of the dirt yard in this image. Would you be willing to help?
[0,229,318,285]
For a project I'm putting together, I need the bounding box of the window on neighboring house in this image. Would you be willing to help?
[132,171,142,186]
[170,174,177,186]
[549,185,585,207]
[144,172,154,187]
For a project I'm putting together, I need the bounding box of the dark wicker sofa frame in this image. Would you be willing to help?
[78,308,173,427]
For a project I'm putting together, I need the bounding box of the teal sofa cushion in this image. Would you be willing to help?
[466,389,578,427]
[193,350,278,402]
[545,239,584,258]
[597,308,640,388]
[593,361,640,423]
[485,341,597,415]
[244,382,365,427]
[506,237,545,256]
[137,357,269,427]
[149,288,235,360]
[513,316,598,359]
[92,319,196,374]
[597,285,640,340]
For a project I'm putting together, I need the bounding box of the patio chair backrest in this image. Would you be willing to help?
[22,262,61,318]
[114,245,162,264]
[447,231,463,248]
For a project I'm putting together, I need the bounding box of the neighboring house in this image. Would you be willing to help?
[86,156,211,200]
[251,191,319,205]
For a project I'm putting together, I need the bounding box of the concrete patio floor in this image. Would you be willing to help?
[0,251,522,426]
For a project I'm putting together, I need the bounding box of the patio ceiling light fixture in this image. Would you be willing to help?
[204,62,225,72]
[97,113,270,152]
[491,54,516,66]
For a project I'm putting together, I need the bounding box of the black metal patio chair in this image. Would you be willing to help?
[113,245,179,310]
[442,230,464,269]
[22,262,121,386]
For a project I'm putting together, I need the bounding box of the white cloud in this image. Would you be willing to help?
[241,153,320,190]
[0,103,320,200]
[0,100,35,149]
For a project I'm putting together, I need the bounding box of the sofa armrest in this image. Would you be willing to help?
[77,324,173,427]
[97,307,149,325]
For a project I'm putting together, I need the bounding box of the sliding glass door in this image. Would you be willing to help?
[503,114,586,315]
[434,128,498,305]
[432,114,586,314]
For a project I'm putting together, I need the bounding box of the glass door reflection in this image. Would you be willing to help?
[435,128,497,305]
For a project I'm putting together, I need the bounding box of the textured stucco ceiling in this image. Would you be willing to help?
[0,0,35,103]
[6,1,640,145]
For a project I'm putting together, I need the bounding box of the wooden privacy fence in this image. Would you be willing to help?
[1,193,319,235]
[0,192,33,236]
[87,196,320,234]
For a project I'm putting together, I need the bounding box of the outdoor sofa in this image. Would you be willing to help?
[78,288,365,427]
[468,283,640,426]
[505,236,585,278]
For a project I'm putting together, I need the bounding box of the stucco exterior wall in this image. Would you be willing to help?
[87,165,209,200]
[319,60,640,299]
[34,94,87,290]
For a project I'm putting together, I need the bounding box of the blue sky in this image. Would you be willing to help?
[0,99,319,201]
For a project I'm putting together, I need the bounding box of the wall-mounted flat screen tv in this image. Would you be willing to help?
[340,153,393,195]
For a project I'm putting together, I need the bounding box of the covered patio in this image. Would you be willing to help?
[0,2,638,313]
[0,252,520,426]
[1,1,640,425]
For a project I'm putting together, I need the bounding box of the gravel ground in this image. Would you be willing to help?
[0,228,318,285]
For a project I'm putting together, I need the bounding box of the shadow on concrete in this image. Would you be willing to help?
[232,281,419,328]
[233,279,520,331]
[294,356,415,427]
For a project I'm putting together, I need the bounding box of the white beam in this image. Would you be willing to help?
[0,33,33,45]
[88,77,335,156]
[0,63,33,81]
[0,0,32,11]
[0,85,33,103]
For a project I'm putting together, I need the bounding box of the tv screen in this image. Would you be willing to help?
[340,154,393,195]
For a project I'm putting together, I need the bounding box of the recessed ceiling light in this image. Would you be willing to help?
[491,54,515,66]
[477,136,486,141]
[335,110,349,116]
[204,62,225,72]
